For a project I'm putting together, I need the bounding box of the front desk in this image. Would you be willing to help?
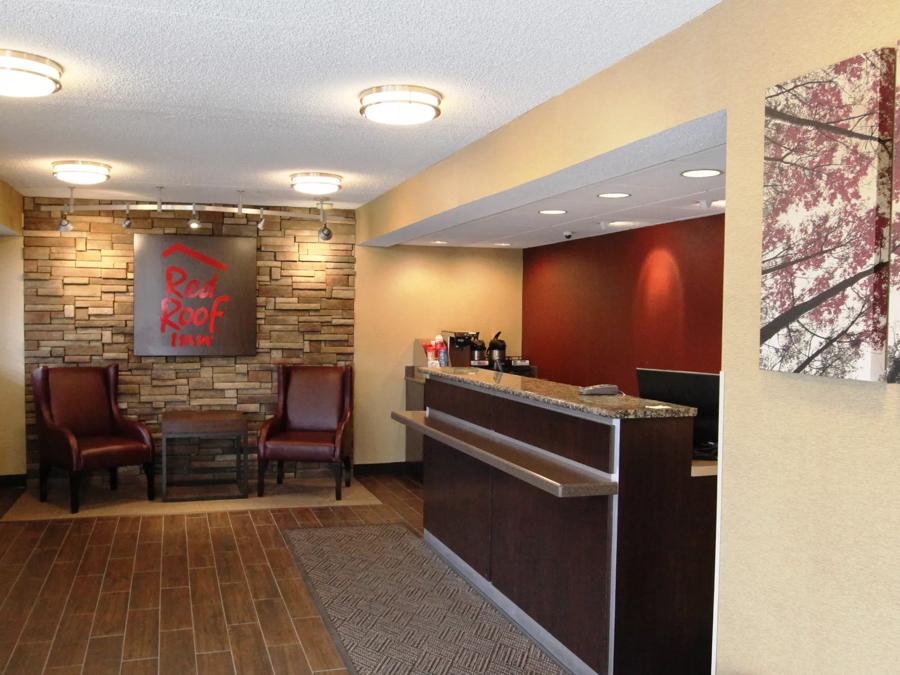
[392,367,716,675]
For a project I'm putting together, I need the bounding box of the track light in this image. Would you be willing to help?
[59,187,74,232]
[317,201,333,242]
[121,205,132,229]
[257,209,266,231]
[188,204,201,229]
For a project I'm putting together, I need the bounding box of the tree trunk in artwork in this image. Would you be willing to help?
[759,48,896,381]
[887,42,900,383]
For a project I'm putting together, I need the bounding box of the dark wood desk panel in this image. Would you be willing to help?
[425,378,612,473]
[490,470,611,673]
[423,437,492,579]
[613,417,714,675]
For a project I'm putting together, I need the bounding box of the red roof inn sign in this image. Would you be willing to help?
[134,234,257,356]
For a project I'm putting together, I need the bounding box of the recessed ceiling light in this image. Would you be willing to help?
[290,172,342,195]
[609,220,638,227]
[681,168,722,178]
[597,192,631,199]
[359,85,442,125]
[711,199,726,209]
[0,49,63,97]
[494,242,511,247]
[51,160,111,185]
[539,209,566,215]
[431,240,448,245]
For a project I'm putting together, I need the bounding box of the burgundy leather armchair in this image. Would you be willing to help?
[257,365,353,500]
[32,364,155,513]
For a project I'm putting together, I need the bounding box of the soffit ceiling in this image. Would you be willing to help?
[0,0,720,209]
[367,112,727,249]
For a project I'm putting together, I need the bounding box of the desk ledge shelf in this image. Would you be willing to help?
[391,409,618,498]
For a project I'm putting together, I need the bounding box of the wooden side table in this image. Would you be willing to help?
[160,410,249,502]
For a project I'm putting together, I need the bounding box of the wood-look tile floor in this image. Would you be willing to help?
[0,475,423,675]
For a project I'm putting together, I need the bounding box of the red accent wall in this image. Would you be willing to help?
[522,215,724,395]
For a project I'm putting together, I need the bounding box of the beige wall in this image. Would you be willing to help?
[355,1,900,671]
[0,181,24,475]
[0,179,23,235]
[354,245,522,465]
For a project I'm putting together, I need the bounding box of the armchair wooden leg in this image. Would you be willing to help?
[344,455,352,488]
[276,461,284,485]
[144,462,155,501]
[334,462,343,501]
[257,459,268,497]
[39,464,50,502]
[109,467,118,491]
[69,470,81,514]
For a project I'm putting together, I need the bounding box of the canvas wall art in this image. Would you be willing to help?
[760,48,896,381]
[134,234,258,356]
[887,43,900,383]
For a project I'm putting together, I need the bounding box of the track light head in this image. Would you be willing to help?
[188,204,201,229]
[58,213,72,232]
[257,210,266,231]
[121,205,132,229]
[316,200,333,242]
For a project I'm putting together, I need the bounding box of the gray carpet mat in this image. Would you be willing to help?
[285,524,567,675]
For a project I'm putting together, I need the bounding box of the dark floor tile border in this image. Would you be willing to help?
[354,462,421,482]
[0,474,26,488]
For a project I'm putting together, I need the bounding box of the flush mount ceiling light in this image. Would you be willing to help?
[597,192,631,199]
[681,168,722,178]
[609,220,639,227]
[0,49,63,97]
[493,242,511,247]
[359,84,442,125]
[711,199,726,209]
[539,209,567,215]
[290,172,342,196]
[52,160,111,185]
[431,240,448,245]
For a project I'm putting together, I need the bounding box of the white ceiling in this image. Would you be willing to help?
[0,0,720,209]
[365,111,726,249]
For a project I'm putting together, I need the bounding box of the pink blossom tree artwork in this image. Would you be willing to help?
[887,43,900,383]
[760,49,896,380]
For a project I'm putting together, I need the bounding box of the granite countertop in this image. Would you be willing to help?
[418,367,696,420]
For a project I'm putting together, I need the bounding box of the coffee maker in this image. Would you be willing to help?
[445,331,479,366]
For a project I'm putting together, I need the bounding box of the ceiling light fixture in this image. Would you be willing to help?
[359,84,442,125]
[539,209,567,215]
[711,199,726,209]
[681,168,722,178]
[257,208,266,231]
[188,205,201,229]
[0,49,63,97]
[431,240,448,245]
[317,201,333,242]
[290,172,342,196]
[597,192,631,199]
[121,204,132,229]
[609,220,638,227]
[494,242,511,247]
[52,160,111,185]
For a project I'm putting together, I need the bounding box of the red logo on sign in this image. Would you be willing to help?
[160,243,231,348]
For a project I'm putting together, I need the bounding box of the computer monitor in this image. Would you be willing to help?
[636,368,720,451]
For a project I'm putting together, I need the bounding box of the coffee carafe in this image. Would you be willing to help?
[488,331,507,366]
[471,335,487,362]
